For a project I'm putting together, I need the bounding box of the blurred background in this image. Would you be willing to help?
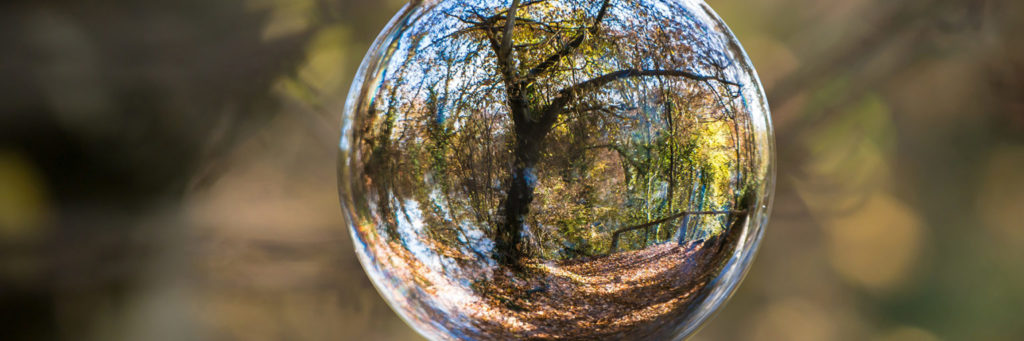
[1,0,1021,340]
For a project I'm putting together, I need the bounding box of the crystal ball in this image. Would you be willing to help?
[339,0,774,339]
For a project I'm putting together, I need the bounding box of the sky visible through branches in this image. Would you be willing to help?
[341,0,773,339]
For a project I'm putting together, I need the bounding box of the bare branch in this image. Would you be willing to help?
[609,210,744,252]
[494,15,570,33]
[442,10,482,26]
[526,0,611,79]
[575,69,736,93]
[538,69,737,128]
[494,0,550,16]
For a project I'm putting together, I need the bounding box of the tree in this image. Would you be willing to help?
[358,0,754,268]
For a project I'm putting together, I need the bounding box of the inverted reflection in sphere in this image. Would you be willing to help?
[339,0,774,339]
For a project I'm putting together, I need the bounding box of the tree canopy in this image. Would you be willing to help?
[351,0,764,268]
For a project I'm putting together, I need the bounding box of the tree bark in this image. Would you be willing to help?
[493,115,548,267]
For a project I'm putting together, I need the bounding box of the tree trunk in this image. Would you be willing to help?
[493,115,548,267]
[494,165,531,267]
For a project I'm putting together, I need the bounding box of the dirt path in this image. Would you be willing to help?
[440,233,736,340]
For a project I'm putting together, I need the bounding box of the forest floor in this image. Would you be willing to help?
[435,233,737,340]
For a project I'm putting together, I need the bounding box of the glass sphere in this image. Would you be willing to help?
[339,0,774,339]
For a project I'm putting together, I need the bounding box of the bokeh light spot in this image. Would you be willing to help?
[826,193,924,290]
[0,151,50,241]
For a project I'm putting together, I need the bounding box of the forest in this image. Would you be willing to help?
[352,0,764,269]
[341,1,772,336]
